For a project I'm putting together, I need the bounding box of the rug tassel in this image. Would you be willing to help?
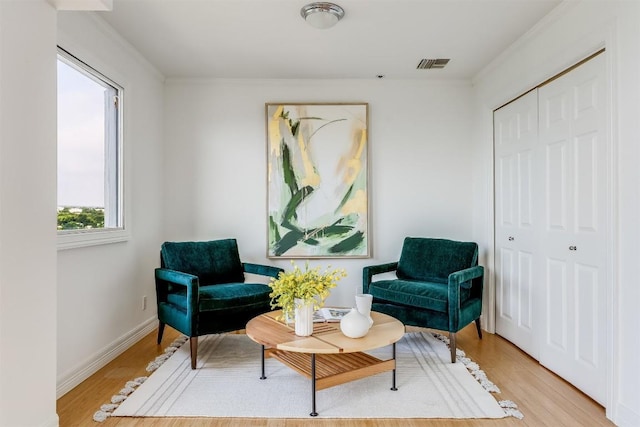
[147,354,171,372]
[110,394,127,404]
[92,410,110,423]
[92,403,119,422]
[499,400,524,419]
[119,386,136,396]
[100,403,118,412]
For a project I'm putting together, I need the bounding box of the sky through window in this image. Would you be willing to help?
[57,59,106,208]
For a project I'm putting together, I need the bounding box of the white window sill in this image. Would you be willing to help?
[57,228,130,250]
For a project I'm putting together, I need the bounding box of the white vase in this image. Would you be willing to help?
[340,308,371,338]
[355,293,374,327]
[294,298,314,336]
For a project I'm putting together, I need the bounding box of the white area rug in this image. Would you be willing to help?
[98,332,520,420]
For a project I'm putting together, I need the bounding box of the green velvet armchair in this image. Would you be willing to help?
[363,237,484,363]
[155,238,283,369]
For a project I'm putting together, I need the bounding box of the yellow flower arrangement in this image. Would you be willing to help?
[269,261,347,320]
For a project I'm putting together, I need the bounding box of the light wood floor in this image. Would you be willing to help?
[57,324,615,427]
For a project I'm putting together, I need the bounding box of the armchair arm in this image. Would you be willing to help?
[243,263,284,279]
[447,265,484,331]
[155,268,199,288]
[155,267,199,309]
[362,262,398,293]
[448,265,484,289]
[155,268,200,336]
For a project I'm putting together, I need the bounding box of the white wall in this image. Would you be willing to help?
[55,12,165,396]
[472,1,640,425]
[163,79,476,305]
[0,2,58,426]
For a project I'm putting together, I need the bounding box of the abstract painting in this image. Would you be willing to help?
[266,103,369,258]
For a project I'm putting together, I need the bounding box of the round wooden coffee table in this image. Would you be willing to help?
[246,310,405,416]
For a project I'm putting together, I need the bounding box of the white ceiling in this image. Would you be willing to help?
[96,0,562,80]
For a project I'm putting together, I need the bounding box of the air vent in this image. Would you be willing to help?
[417,58,450,70]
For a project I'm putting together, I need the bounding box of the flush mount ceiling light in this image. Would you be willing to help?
[300,2,345,29]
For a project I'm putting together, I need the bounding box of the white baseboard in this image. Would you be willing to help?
[56,318,157,398]
[614,402,640,427]
[40,414,59,427]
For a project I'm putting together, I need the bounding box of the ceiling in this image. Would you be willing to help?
[96,0,562,80]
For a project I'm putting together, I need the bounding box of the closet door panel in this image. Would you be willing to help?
[517,250,534,331]
[575,134,598,231]
[494,90,540,359]
[538,53,607,405]
[545,257,568,351]
[575,263,599,368]
[546,140,568,231]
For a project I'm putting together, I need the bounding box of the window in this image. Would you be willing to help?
[57,48,125,248]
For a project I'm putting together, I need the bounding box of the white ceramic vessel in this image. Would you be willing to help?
[340,308,371,338]
[355,293,374,326]
[294,298,314,336]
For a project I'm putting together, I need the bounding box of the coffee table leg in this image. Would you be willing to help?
[260,345,266,380]
[391,342,398,391]
[310,353,318,417]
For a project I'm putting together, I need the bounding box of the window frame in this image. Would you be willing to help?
[56,47,128,250]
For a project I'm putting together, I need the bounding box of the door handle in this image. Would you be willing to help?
[569,246,577,251]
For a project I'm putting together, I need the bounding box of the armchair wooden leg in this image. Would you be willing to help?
[157,322,165,345]
[190,337,198,370]
[475,318,483,339]
[449,332,456,363]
